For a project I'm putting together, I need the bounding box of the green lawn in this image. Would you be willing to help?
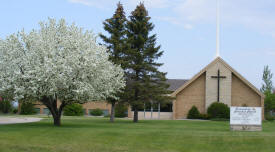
[0,116,275,152]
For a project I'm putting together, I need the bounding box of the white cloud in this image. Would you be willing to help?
[155,16,182,25]
[68,0,171,9]
[155,16,193,29]
[68,0,275,37]
[127,0,171,9]
[183,24,193,30]
[265,49,275,56]
[69,0,92,6]
[68,0,109,8]
[174,0,216,22]
[171,0,275,37]
[241,48,275,57]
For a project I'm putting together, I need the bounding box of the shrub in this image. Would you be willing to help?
[242,104,248,107]
[63,103,84,116]
[13,108,18,114]
[207,102,230,119]
[0,100,12,113]
[199,114,210,120]
[265,113,275,121]
[187,106,201,119]
[115,103,128,118]
[20,102,36,115]
[104,114,111,118]
[90,108,103,116]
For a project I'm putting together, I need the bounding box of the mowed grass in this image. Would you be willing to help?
[0,117,275,152]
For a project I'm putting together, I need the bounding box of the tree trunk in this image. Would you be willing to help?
[41,96,66,126]
[53,114,61,126]
[110,102,116,123]
[49,108,62,126]
[133,107,138,123]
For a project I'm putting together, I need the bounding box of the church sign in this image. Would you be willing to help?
[230,107,262,131]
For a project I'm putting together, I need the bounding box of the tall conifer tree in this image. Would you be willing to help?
[125,3,171,122]
[100,2,127,122]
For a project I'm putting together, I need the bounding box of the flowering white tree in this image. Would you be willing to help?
[0,18,125,126]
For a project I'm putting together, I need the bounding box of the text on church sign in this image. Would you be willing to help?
[230,107,261,125]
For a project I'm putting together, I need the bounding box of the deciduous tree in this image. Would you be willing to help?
[0,18,125,126]
[260,65,273,94]
[260,65,275,114]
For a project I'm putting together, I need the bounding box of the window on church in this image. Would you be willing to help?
[132,102,172,112]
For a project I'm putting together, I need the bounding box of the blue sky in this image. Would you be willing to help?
[1,0,275,89]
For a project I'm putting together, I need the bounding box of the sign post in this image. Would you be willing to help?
[230,107,262,131]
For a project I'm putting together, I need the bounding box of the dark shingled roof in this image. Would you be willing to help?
[166,79,189,91]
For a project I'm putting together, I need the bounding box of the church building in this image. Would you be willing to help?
[168,57,264,119]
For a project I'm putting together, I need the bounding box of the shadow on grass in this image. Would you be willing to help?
[0,117,157,131]
[0,117,238,134]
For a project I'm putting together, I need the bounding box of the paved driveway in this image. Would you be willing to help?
[0,116,42,125]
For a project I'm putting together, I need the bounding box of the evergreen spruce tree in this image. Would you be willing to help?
[125,3,172,122]
[100,2,127,122]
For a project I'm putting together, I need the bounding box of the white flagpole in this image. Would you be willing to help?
[216,0,220,57]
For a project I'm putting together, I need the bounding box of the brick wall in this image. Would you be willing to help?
[231,74,261,107]
[82,102,111,115]
[32,101,111,115]
[173,73,206,119]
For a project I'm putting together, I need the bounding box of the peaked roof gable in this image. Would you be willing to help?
[171,57,264,98]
